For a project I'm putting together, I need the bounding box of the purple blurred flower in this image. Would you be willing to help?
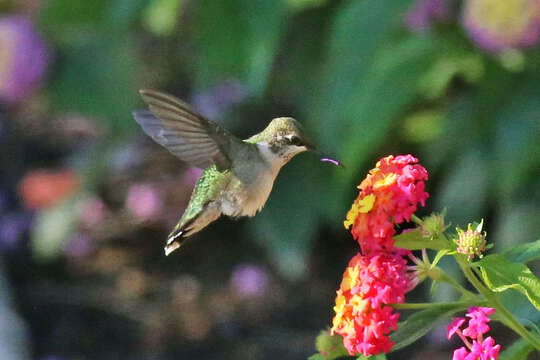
[462,0,540,52]
[405,0,452,31]
[0,211,33,250]
[0,15,48,104]
[192,80,246,119]
[126,183,162,220]
[78,196,105,227]
[64,233,94,259]
[230,264,269,299]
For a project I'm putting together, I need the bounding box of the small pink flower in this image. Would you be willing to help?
[78,196,105,227]
[453,347,469,360]
[126,184,162,220]
[447,307,500,360]
[447,317,466,339]
[463,307,494,338]
[468,337,501,360]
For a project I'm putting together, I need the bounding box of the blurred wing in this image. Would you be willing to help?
[133,89,234,170]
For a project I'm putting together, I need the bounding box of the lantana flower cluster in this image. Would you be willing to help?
[331,155,429,357]
[331,251,409,355]
[447,307,501,360]
[344,155,429,254]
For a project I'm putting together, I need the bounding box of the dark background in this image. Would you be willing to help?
[1,0,539,359]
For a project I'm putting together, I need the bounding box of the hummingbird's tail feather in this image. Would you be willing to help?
[164,202,223,256]
[164,229,184,256]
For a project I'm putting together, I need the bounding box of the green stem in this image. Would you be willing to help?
[411,214,423,225]
[456,256,540,350]
[436,270,476,297]
[391,300,486,310]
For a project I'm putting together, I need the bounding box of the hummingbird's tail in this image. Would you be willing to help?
[164,230,184,256]
[164,202,222,256]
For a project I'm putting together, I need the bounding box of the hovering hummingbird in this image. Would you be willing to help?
[133,89,337,256]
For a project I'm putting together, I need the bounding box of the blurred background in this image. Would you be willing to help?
[1,0,539,359]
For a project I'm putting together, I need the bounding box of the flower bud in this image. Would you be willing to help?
[455,220,487,259]
[420,212,447,239]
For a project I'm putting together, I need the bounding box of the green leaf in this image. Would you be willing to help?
[48,40,141,134]
[193,0,287,96]
[338,35,438,184]
[308,354,326,360]
[502,239,540,264]
[394,229,446,250]
[493,202,540,254]
[435,146,489,226]
[357,355,387,360]
[492,70,540,199]
[498,338,535,360]
[390,303,468,351]
[307,0,423,170]
[475,254,540,311]
[312,330,349,360]
[39,0,128,44]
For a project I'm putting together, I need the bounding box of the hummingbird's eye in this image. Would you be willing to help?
[290,136,302,146]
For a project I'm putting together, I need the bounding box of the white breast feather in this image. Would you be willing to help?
[236,144,284,217]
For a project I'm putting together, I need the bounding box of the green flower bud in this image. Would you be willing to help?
[420,212,447,239]
[455,220,487,260]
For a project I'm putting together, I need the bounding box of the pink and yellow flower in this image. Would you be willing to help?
[344,155,429,254]
[332,155,429,356]
[330,252,410,356]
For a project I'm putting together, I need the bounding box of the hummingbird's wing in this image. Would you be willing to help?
[133,89,237,171]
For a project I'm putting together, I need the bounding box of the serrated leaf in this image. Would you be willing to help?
[394,229,446,250]
[475,255,540,311]
[498,338,535,360]
[390,303,468,351]
[503,239,540,264]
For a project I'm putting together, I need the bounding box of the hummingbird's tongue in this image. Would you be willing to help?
[321,157,341,167]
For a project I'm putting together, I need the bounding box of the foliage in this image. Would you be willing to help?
[1,0,540,359]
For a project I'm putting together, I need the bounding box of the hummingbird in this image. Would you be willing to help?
[133,89,325,256]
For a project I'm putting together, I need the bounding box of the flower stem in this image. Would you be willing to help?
[436,270,476,297]
[455,255,540,350]
[391,300,486,310]
[411,214,423,225]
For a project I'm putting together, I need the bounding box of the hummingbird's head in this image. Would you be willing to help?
[255,117,316,164]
